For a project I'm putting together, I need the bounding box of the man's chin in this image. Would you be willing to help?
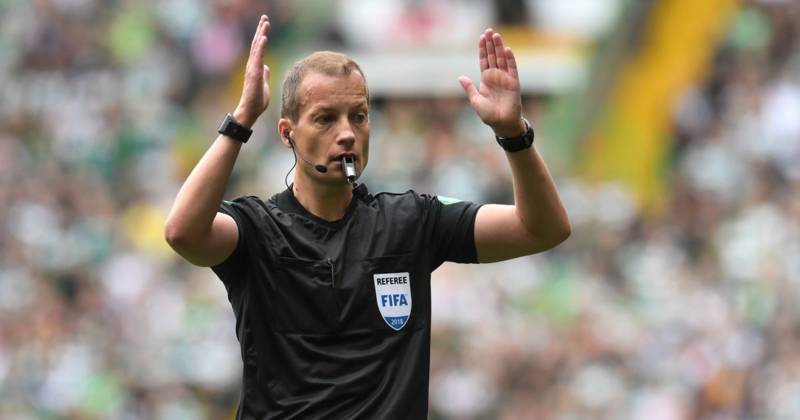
[314,172,356,186]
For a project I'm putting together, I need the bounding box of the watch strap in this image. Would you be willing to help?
[217,113,252,143]
[495,118,534,152]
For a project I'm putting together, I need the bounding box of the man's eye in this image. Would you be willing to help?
[352,113,367,123]
[316,115,334,124]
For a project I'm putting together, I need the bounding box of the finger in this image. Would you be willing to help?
[505,47,518,79]
[262,64,271,101]
[484,28,497,68]
[253,20,270,55]
[247,34,267,75]
[478,35,488,72]
[256,33,268,61]
[256,20,270,51]
[458,76,479,105]
[493,33,507,71]
[260,16,270,37]
[251,15,267,47]
[251,19,261,46]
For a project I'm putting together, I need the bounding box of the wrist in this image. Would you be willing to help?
[492,117,526,138]
[495,117,534,153]
[232,106,257,129]
[218,113,253,143]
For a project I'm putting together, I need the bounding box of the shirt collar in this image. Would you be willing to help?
[276,183,369,227]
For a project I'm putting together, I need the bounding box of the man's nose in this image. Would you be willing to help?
[335,117,355,146]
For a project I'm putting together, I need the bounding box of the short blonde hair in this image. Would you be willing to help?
[280,51,369,122]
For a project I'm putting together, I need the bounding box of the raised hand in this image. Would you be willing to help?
[458,29,524,138]
[234,15,271,128]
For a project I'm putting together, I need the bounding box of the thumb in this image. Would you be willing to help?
[262,64,270,81]
[458,76,481,107]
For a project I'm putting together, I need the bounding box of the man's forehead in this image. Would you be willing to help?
[299,72,368,109]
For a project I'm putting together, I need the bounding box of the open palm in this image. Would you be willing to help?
[459,29,523,137]
[236,15,271,127]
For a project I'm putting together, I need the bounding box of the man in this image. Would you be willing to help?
[165,14,570,419]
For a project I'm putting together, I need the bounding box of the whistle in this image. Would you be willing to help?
[342,156,357,184]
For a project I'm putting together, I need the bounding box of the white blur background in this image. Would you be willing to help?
[1,0,799,419]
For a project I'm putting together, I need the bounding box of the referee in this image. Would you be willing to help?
[165,14,570,419]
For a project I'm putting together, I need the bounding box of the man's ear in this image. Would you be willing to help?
[278,118,293,148]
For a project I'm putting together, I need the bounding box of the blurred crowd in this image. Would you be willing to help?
[1,0,799,419]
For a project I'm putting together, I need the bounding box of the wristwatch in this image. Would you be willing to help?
[495,118,534,152]
[217,113,253,143]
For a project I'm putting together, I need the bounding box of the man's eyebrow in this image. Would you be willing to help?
[309,105,336,114]
[309,101,368,114]
[350,100,369,111]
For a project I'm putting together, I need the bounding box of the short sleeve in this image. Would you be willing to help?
[211,197,255,285]
[424,195,483,268]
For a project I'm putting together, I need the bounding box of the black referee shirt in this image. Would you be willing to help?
[212,184,481,419]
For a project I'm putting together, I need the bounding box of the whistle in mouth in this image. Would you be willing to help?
[342,156,357,184]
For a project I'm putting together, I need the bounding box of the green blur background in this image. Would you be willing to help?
[1,0,799,418]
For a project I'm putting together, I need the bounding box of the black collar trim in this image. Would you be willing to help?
[276,183,370,228]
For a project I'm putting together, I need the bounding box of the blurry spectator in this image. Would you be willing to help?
[1,0,799,418]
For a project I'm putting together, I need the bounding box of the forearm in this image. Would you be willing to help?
[165,14,270,264]
[465,28,570,260]
[506,146,571,244]
[165,127,244,241]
